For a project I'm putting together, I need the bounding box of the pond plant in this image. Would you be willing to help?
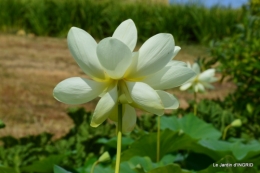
[53,19,195,173]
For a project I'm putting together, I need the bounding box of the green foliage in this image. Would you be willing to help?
[1,107,260,172]
[0,108,115,173]
[54,165,71,173]
[147,164,188,173]
[204,5,260,138]
[198,155,257,173]
[160,114,221,139]
[121,129,193,162]
[0,0,243,44]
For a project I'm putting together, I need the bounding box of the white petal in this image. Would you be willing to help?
[112,19,137,51]
[192,63,201,74]
[126,82,164,115]
[122,105,136,133]
[107,105,118,122]
[97,37,132,79]
[180,82,192,91]
[172,46,181,59]
[199,69,215,82]
[91,85,118,127]
[187,62,192,69]
[156,91,179,109]
[203,82,215,89]
[126,33,175,78]
[194,83,205,92]
[142,65,196,90]
[209,77,219,83]
[67,27,105,81]
[166,60,187,67]
[53,77,107,105]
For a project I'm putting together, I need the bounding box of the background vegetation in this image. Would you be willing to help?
[0,0,243,44]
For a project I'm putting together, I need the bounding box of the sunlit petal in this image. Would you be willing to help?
[126,33,175,78]
[53,77,107,105]
[67,27,105,81]
[156,91,179,109]
[112,19,137,51]
[91,85,118,127]
[126,81,164,115]
[142,65,196,90]
[97,37,132,79]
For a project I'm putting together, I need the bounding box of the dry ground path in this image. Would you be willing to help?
[0,34,235,139]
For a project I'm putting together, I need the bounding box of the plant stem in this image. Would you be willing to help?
[115,104,123,173]
[90,161,98,173]
[222,124,231,140]
[157,116,161,162]
[194,92,197,116]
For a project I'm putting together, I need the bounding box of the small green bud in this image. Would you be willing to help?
[231,119,242,127]
[246,103,254,114]
[98,151,111,163]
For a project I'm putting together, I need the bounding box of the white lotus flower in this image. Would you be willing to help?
[180,62,218,92]
[53,19,196,133]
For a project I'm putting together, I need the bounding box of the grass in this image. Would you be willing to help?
[0,34,235,139]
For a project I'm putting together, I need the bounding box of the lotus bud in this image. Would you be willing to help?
[231,119,242,127]
[98,151,111,163]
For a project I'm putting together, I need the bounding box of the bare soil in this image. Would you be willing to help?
[0,34,235,139]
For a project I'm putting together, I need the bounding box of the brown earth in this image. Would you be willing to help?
[0,34,235,139]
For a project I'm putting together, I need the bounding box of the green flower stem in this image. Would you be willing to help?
[222,124,231,140]
[194,92,197,116]
[115,104,123,173]
[90,161,98,173]
[157,116,161,162]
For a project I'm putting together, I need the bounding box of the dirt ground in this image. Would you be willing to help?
[0,34,235,139]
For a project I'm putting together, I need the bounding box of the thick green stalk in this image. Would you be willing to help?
[157,116,161,162]
[115,104,123,173]
[194,92,197,116]
[90,161,98,173]
[222,124,231,140]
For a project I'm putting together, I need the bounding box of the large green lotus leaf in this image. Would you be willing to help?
[121,129,196,162]
[53,165,71,173]
[192,139,232,160]
[193,139,260,164]
[160,116,180,131]
[160,114,221,140]
[93,165,115,173]
[128,156,157,172]
[96,136,134,149]
[230,140,260,162]
[127,155,176,172]
[198,155,257,173]
[147,164,191,173]
[21,155,65,173]
[0,166,18,173]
